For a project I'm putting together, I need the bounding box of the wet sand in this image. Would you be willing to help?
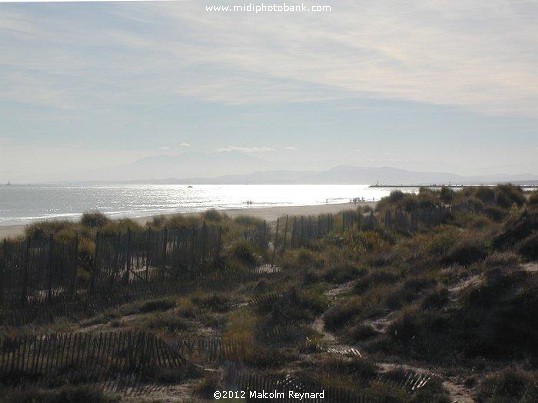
[0,201,376,240]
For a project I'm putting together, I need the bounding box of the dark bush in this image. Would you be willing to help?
[515,233,538,260]
[474,187,496,205]
[192,293,231,312]
[442,238,487,266]
[494,184,525,209]
[440,186,455,204]
[493,209,538,251]
[234,215,265,226]
[3,385,117,403]
[139,298,176,313]
[421,287,450,310]
[324,299,361,331]
[353,270,400,294]
[81,211,110,228]
[476,368,537,402]
[230,240,258,266]
[348,324,379,342]
[203,209,225,222]
[527,191,538,207]
[323,264,366,284]
[484,205,508,222]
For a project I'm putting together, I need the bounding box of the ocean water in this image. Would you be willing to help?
[0,184,405,226]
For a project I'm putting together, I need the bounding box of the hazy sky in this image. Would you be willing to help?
[0,0,537,182]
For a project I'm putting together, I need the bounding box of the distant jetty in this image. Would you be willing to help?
[370,183,538,189]
[369,184,465,188]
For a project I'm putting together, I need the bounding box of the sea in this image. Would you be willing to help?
[0,183,413,226]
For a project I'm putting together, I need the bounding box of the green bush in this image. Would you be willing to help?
[527,191,538,207]
[323,264,366,284]
[230,240,259,266]
[440,186,455,203]
[474,187,496,205]
[324,298,361,331]
[139,297,177,313]
[476,368,537,402]
[442,237,488,266]
[234,215,265,226]
[203,209,226,222]
[81,211,110,228]
[494,184,525,209]
[2,385,118,403]
[353,270,400,294]
[516,233,538,260]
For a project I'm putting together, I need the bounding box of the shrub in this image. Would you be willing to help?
[348,324,379,342]
[527,191,538,207]
[203,209,226,222]
[195,372,223,399]
[323,264,366,284]
[476,368,537,402]
[324,298,361,331]
[143,312,192,333]
[139,297,177,313]
[191,293,231,313]
[353,270,400,294]
[483,252,520,270]
[494,184,525,209]
[234,215,265,226]
[2,385,118,403]
[474,187,496,205]
[516,233,538,260]
[230,240,258,266]
[493,209,538,251]
[25,220,73,239]
[442,237,488,266]
[81,211,110,228]
[440,186,455,204]
[255,287,327,324]
[422,287,450,310]
[484,206,508,222]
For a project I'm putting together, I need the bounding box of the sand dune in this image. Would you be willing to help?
[0,201,376,240]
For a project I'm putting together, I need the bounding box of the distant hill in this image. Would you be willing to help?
[58,152,273,182]
[52,151,537,185]
[137,165,538,185]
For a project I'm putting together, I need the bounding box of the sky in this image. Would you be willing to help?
[0,0,537,183]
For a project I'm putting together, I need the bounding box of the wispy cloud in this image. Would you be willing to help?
[0,1,536,117]
[179,142,190,147]
[285,146,298,151]
[217,146,275,153]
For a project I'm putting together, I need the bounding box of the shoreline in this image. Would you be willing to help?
[0,201,376,240]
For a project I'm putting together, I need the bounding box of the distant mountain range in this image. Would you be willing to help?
[52,152,537,185]
[158,166,538,185]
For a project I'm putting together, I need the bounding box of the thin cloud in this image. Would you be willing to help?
[217,146,275,153]
[285,146,298,151]
[0,1,536,117]
[179,142,190,147]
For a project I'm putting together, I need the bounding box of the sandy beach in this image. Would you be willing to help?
[0,201,375,240]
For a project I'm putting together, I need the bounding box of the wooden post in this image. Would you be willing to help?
[90,232,100,295]
[201,221,207,263]
[190,225,196,270]
[0,240,6,307]
[69,234,78,298]
[145,229,151,281]
[22,238,30,305]
[125,229,132,284]
[216,226,222,265]
[161,227,168,272]
[282,215,289,254]
[272,218,279,266]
